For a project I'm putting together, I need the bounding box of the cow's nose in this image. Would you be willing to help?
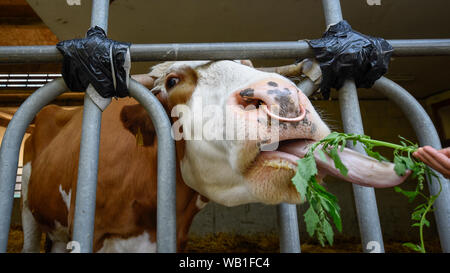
[236,77,306,122]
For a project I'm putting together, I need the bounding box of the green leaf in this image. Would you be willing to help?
[322,132,340,141]
[414,203,427,211]
[403,156,416,170]
[364,146,389,162]
[411,208,425,221]
[324,199,342,233]
[394,156,407,176]
[296,155,317,179]
[398,135,417,147]
[291,172,308,201]
[317,231,326,247]
[316,149,328,163]
[328,148,348,176]
[292,155,317,199]
[304,206,319,237]
[340,140,346,152]
[322,220,334,246]
[402,242,423,253]
[313,182,338,203]
[394,187,418,203]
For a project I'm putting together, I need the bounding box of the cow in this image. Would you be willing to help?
[20,60,408,252]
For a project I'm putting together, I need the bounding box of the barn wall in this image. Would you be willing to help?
[189,98,440,243]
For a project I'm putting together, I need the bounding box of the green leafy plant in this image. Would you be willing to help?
[292,132,442,252]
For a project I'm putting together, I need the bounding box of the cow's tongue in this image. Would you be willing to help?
[278,140,410,188]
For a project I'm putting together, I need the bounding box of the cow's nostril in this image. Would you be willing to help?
[239,88,255,98]
[243,99,265,111]
[237,91,265,110]
[238,87,306,122]
[231,78,307,122]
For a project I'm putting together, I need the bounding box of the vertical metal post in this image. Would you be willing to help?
[277,204,301,253]
[339,80,385,252]
[275,1,320,255]
[0,79,67,252]
[321,0,385,252]
[322,0,344,28]
[373,77,450,252]
[71,0,110,253]
[128,79,177,253]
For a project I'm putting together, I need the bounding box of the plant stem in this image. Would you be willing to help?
[418,200,432,253]
[356,137,417,152]
[319,133,418,153]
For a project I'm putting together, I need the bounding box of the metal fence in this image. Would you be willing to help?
[0,0,449,253]
[0,74,61,89]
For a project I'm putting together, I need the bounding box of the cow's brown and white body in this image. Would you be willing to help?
[22,99,206,252]
[21,60,408,252]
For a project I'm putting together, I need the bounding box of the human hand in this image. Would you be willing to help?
[413,146,450,179]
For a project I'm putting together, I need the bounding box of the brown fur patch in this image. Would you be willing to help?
[167,66,198,108]
[120,104,156,146]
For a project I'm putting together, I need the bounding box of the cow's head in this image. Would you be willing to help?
[125,60,408,206]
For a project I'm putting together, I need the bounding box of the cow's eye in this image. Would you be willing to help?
[165,76,180,90]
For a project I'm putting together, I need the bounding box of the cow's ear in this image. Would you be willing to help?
[131,74,155,90]
[120,104,156,146]
[131,73,170,113]
[239,60,254,67]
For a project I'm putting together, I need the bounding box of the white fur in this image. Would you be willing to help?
[97,232,156,253]
[22,163,72,253]
[47,220,70,253]
[21,162,42,253]
[153,60,330,206]
[195,195,208,210]
[50,241,68,253]
[58,185,71,212]
[175,61,289,206]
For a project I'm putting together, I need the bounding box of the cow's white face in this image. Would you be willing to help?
[138,60,408,207]
[148,60,329,206]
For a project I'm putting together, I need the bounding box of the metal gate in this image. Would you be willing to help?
[0,0,449,253]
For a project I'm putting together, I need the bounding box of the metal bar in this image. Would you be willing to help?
[0,74,61,78]
[90,0,109,32]
[322,0,343,27]
[128,79,177,253]
[0,79,67,253]
[373,76,450,253]
[388,39,450,57]
[71,0,109,253]
[71,95,103,253]
[0,79,52,82]
[277,203,301,253]
[0,84,45,88]
[130,42,314,61]
[322,0,385,253]
[339,80,385,253]
[297,78,318,97]
[1,39,449,63]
